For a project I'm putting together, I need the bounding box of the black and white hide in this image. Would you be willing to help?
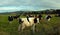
[18,17,39,32]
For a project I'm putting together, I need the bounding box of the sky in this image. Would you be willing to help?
[0,0,60,13]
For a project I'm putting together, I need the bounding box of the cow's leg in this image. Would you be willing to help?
[21,24,25,31]
[18,24,21,32]
[8,21,12,24]
[10,21,12,23]
[18,23,25,32]
[48,18,50,21]
[37,19,40,24]
[32,24,36,33]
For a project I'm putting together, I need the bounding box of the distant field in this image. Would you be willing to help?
[0,14,60,35]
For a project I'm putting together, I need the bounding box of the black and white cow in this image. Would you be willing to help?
[8,16,13,23]
[13,15,20,19]
[18,17,39,32]
[45,15,52,21]
[38,14,42,22]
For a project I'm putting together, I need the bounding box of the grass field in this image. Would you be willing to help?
[0,14,60,35]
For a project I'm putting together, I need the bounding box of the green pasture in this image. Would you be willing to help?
[0,14,60,35]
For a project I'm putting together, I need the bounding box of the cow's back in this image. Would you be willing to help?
[21,17,34,26]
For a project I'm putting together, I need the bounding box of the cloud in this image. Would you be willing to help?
[0,7,17,10]
[0,0,60,13]
[0,0,60,8]
[0,7,19,13]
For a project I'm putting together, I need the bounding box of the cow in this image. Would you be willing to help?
[18,17,39,32]
[8,16,13,23]
[45,14,52,21]
[38,14,42,22]
[13,15,20,19]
